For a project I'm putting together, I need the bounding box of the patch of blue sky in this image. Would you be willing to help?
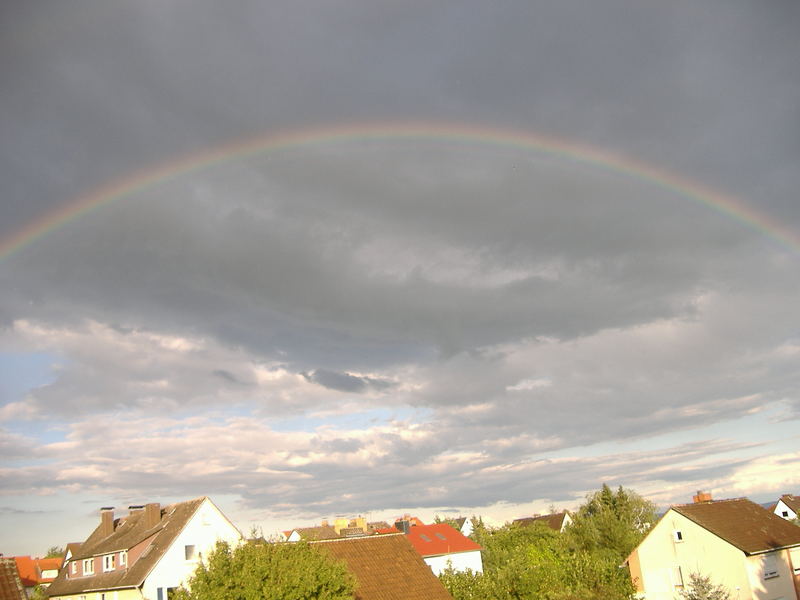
[271,406,430,432]
[0,350,59,403]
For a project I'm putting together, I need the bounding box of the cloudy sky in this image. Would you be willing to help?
[2,1,799,555]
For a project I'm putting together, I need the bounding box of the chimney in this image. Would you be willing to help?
[333,517,348,535]
[144,503,161,529]
[692,490,713,503]
[321,519,329,527]
[128,505,145,517]
[100,507,115,537]
[394,519,411,534]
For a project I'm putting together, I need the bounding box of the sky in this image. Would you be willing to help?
[1,0,799,556]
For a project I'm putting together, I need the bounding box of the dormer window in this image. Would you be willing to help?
[82,558,94,575]
[70,561,78,575]
[103,554,116,572]
[120,550,128,567]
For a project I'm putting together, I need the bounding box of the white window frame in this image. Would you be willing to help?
[70,561,78,575]
[83,558,94,575]
[673,530,683,543]
[103,553,116,572]
[119,550,127,567]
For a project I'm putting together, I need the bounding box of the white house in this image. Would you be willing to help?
[773,494,800,522]
[47,497,242,600]
[404,523,483,576]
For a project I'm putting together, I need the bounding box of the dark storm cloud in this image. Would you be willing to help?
[2,0,800,549]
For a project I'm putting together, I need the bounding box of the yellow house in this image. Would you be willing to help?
[627,496,800,600]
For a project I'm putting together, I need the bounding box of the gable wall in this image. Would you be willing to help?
[630,509,752,600]
[744,549,800,600]
[775,500,798,521]
[140,499,242,600]
[423,550,483,576]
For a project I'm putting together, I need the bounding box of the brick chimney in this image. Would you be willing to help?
[144,503,161,529]
[128,504,145,517]
[692,490,713,503]
[100,507,115,537]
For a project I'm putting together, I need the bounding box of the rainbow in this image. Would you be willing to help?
[2,121,798,260]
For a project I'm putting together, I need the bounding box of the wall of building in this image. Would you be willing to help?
[140,499,242,600]
[422,550,483,576]
[744,549,799,600]
[630,510,754,600]
[53,590,143,600]
[775,500,798,521]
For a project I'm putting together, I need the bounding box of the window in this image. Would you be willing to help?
[185,544,197,560]
[119,551,127,567]
[435,533,447,540]
[83,558,94,575]
[670,565,684,588]
[763,553,779,579]
[782,510,789,517]
[103,553,116,572]
[673,530,683,543]
[70,561,78,575]
[420,534,431,542]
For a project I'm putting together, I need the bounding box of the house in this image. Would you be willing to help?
[282,517,393,542]
[403,523,483,576]
[0,557,26,600]
[513,510,572,533]
[12,555,63,596]
[626,495,800,600]
[46,497,242,600]
[773,494,800,522]
[450,517,475,538]
[313,534,453,600]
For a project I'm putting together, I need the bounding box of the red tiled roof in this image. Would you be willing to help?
[0,559,26,600]
[35,557,63,582]
[11,558,36,588]
[405,524,481,558]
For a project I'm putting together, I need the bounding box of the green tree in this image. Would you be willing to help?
[677,572,732,600]
[44,546,65,558]
[566,484,657,561]
[171,540,355,600]
[440,519,635,600]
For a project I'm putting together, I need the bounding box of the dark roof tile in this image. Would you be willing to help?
[673,498,800,554]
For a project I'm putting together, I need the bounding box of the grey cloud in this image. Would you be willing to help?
[302,369,395,394]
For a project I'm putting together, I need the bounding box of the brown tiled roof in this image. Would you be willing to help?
[673,498,800,555]
[0,558,26,600]
[779,494,800,513]
[315,534,453,600]
[46,497,206,597]
[64,543,82,559]
[513,511,568,531]
[293,525,341,541]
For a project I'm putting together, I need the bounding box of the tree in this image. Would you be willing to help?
[677,572,732,600]
[44,545,65,558]
[171,540,355,600]
[566,484,657,561]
